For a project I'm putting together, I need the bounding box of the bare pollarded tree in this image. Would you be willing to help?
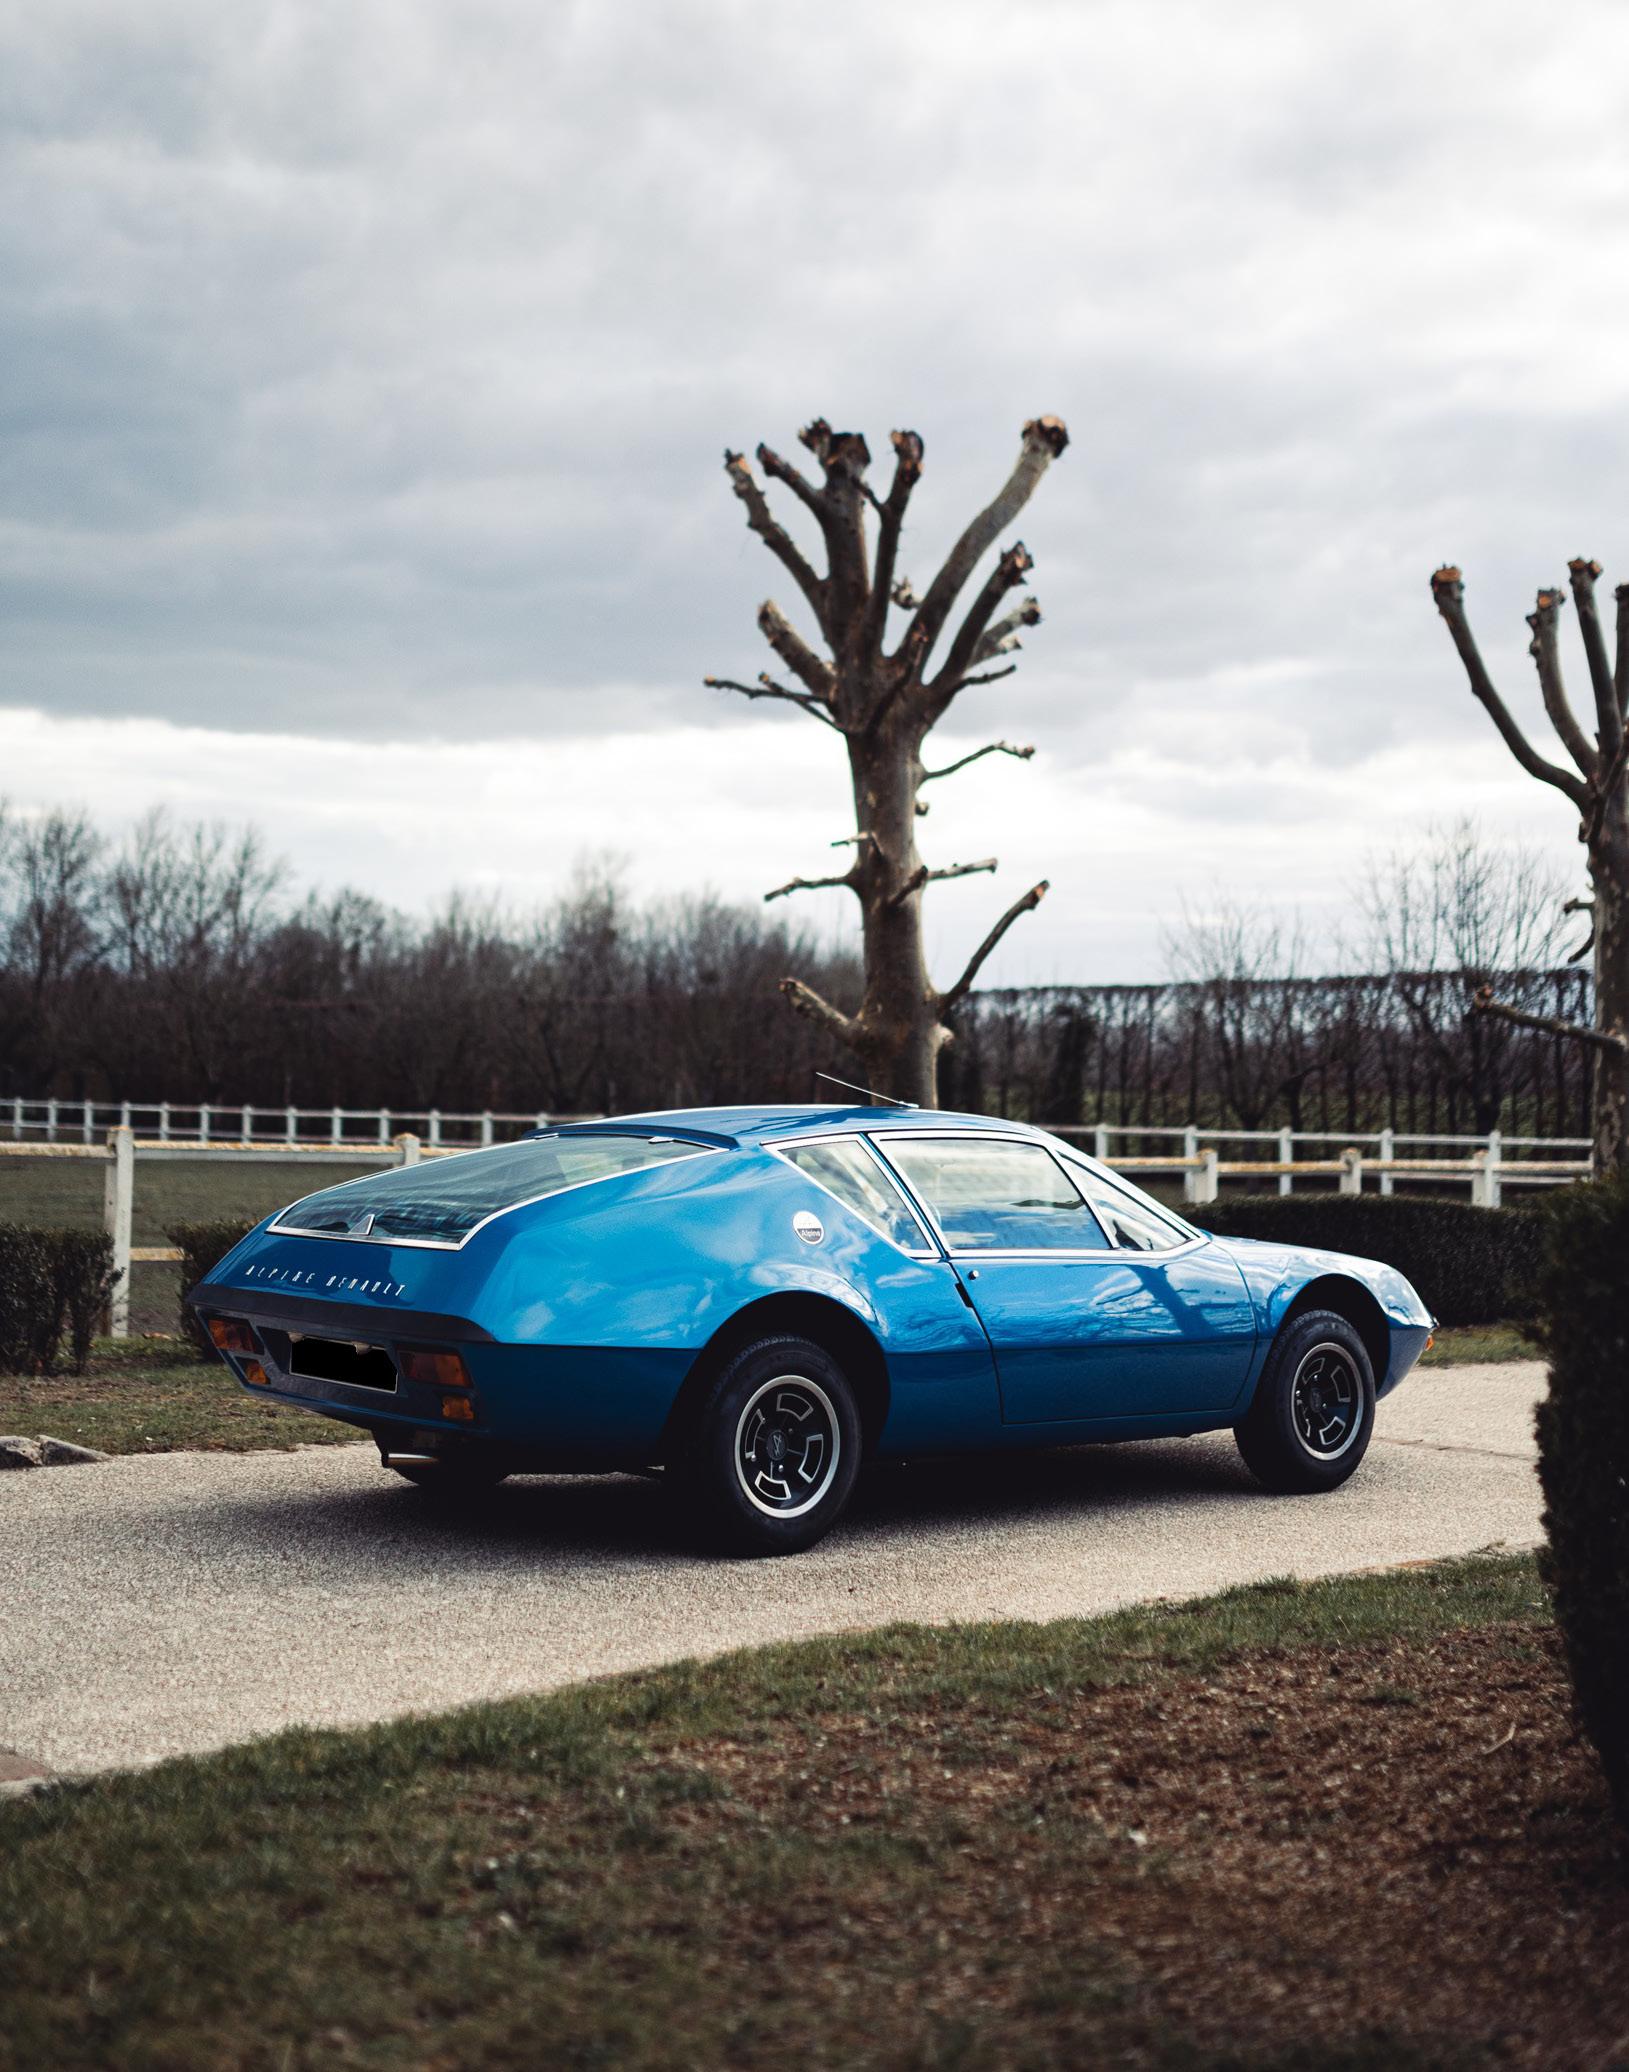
[706,416,1069,1105]
[1431,562,1629,1174]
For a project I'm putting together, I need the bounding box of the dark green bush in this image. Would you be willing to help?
[1531,1179,1629,1835]
[168,1221,257,1357]
[1186,1193,1546,1325]
[0,1224,118,1375]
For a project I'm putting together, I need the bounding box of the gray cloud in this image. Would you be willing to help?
[4,0,1629,796]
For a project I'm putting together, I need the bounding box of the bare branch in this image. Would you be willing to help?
[703,673,843,731]
[1568,558,1621,759]
[1430,569,1588,806]
[1616,582,1629,722]
[1585,728,1629,847]
[778,975,859,1047]
[921,741,1035,783]
[939,881,1050,1010]
[724,450,827,629]
[1567,931,1594,965]
[797,419,872,638]
[1472,984,1628,1054]
[756,442,826,523]
[897,417,1068,676]
[764,866,858,903]
[889,856,999,907]
[948,664,1019,692]
[974,596,1042,665]
[1527,586,1599,778]
[861,430,925,662]
[757,600,835,700]
[925,541,1034,708]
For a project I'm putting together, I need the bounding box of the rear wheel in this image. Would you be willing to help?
[1234,1309,1376,1493]
[674,1334,862,1555]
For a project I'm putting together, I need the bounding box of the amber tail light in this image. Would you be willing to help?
[398,1348,471,1392]
[208,1317,258,1356]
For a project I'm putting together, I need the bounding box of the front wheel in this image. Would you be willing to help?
[1234,1309,1376,1494]
[674,1334,863,1555]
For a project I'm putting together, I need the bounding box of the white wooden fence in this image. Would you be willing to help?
[0,1121,1591,1340]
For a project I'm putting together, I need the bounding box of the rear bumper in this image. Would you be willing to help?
[189,1283,694,1465]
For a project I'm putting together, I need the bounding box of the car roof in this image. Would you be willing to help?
[599,1103,1050,1146]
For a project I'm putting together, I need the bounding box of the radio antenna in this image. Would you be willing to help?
[814,1071,914,1108]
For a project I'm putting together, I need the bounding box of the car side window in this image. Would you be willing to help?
[881,1139,1111,1252]
[1077,1175,1185,1253]
[781,1141,930,1252]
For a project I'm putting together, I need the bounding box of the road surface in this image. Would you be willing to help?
[1,1361,1543,1777]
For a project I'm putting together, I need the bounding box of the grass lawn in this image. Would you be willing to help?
[0,1153,373,1335]
[1418,1320,1535,1365]
[0,1338,358,1453]
[2,1553,1623,2069]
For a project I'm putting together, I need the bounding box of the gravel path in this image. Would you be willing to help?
[1,1362,1544,1777]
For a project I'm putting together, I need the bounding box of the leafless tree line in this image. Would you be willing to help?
[0,808,861,1115]
[0,807,1586,1136]
[947,825,1591,1138]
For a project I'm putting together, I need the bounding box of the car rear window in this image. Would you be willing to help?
[272,1133,711,1247]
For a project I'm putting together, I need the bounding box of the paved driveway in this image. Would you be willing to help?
[1,1362,1543,1777]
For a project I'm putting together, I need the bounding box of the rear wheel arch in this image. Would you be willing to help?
[1276,1275,1390,1387]
[663,1293,890,1461]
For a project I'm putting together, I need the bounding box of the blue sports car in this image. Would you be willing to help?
[190,1105,1434,1554]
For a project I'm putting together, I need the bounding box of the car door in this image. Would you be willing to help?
[875,1134,1256,1425]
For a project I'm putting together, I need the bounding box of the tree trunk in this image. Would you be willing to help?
[1591,811,1629,1175]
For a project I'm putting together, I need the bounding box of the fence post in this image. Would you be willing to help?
[481,1110,494,1148]
[1379,1126,1395,1198]
[82,1098,93,1144]
[1192,1147,1219,1204]
[46,1097,57,1143]
[1278,1125,1293,1197]
[1485,1129,1502,1209]
[331,1106,342,1146]
[428,1108,442,1150]
[1181,1125,1199,1203]
[158,1101,170,1143]
[396,1132,421,1168]
[11,1096,20,1140]
[1339,1147,1362,1196]
[378,1110,390,1146]
[1093,1123,1109,1161]
[104,1125,134,1339]
[241,1104,254,1147]
[199,1102,211,1145]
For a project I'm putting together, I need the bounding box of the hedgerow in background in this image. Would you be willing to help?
[0,1225,117,1375]
[168,1223,257,1357]
[1186,1195,1545,1326]
[1531,1179,1629,1833]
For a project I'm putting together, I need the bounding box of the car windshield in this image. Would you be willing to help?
[272,1133,711,1246]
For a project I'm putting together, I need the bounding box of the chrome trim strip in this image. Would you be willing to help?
[270,1140,725,1252]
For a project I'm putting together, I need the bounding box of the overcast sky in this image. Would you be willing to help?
[4,0,1626,980]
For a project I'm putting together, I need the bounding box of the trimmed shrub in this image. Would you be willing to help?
[0,1225,118,1375]
[1531,1179,1629,1834]
[167,1221,257,1357]
[1186,1194,1546,1326]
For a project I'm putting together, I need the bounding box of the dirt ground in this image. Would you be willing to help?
[668,1621,1629,2067]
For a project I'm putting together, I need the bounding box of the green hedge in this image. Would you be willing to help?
[0,1225,119,1375]
[1531,1179,1629,1834]
[167,1221,257,1358]
[1185,1194,1546,1326]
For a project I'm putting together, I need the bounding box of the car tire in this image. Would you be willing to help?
[675,1333,863,1556]
[1234,1309,1376,1494]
